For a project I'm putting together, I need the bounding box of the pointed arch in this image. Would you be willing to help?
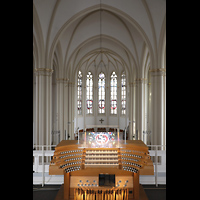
[98,71,106,114]
[47,4,155,71]
[77,70,83,115]
[86,71,93,114]
[158,14,166,69]
[121,71,126,115]
[33,3,45,68]
[110,71,117,115]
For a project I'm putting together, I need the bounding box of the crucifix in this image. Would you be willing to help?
[99,118,104,124]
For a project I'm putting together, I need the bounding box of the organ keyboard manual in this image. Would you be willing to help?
[49,131,154,200]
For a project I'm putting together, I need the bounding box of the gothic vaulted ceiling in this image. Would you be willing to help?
[33,0,166,81]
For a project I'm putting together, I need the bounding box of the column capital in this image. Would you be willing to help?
[129,82,134,87]
[134,78,147,84]
[149,68,166,77]
[34,68,54,76]
[56,78,70,84]
[56,78,65,83]
[129,82,138,87]
[68,82,75,87]
[149,68,166,72]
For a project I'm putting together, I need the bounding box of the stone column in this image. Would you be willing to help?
[147,75,152,146]
[135,78,147,141]
[132,82,136,140]
[34,68,53,148]
[128,83,133,140]
[71,82,75,139]
[68,82,72,139]
[144,79,148,144]
[128,82,136,140]
[163,70,166,149]
[46,69,53,148]
[64,79,68,140]
[56,78,65,142]
[34,71,39,147]
[68,82,75,140]
[150,68,166,146]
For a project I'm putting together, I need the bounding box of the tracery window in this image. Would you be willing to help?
[86,71,93,114]
[110,71,117,114]
[98,72,105,114]
[121,71,126,115]
[77,70,82,115]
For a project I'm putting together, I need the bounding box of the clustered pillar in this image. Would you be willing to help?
[128,67,166,146]
[150,68,166,147]
[34,66,166,147]
[34,68,53,149]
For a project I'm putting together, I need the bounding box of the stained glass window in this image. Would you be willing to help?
[121,71,126,115]
[77,70,82,115]
[110,71,117,114]
[86,71,93,114]
[98,72,105,114]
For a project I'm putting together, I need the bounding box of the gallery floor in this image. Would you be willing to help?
[33,184,166,200]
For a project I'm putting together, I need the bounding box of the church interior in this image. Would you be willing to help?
[33,0,166,199]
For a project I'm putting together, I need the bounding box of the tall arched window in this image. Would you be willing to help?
[77,70,82,115]
[86,71,93,114]
[98,72,105,114]
[121,71,126,115]
[110,71,117,114]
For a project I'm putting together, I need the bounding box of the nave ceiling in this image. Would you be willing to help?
[33,0,166,81]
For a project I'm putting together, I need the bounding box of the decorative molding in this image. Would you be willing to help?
[56,78,65,82]
[57,78,71,85]
[129,82,134,86]
[134,78,147,84]
[149,68,166,77]
[135,78,147,81]
[149,68,166,72]
[34,68,54,76]
[66,82,75,87]
[34,68,54,72]
[129,82,137,87]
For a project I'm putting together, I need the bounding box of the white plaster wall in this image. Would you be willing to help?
[33,0,166,145]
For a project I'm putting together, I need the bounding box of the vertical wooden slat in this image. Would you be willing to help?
[64,172,70,200]
[133,172,139,200]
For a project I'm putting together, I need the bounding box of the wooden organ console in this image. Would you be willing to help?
[49,139,154,200]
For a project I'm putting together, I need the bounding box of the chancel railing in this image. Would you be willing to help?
[33,145,166,186]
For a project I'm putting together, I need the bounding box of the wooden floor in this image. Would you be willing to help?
[54,184,148,200]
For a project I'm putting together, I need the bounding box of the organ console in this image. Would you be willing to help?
[49,137,154,200]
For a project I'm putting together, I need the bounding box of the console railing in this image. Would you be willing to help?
[33,145,166,187]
